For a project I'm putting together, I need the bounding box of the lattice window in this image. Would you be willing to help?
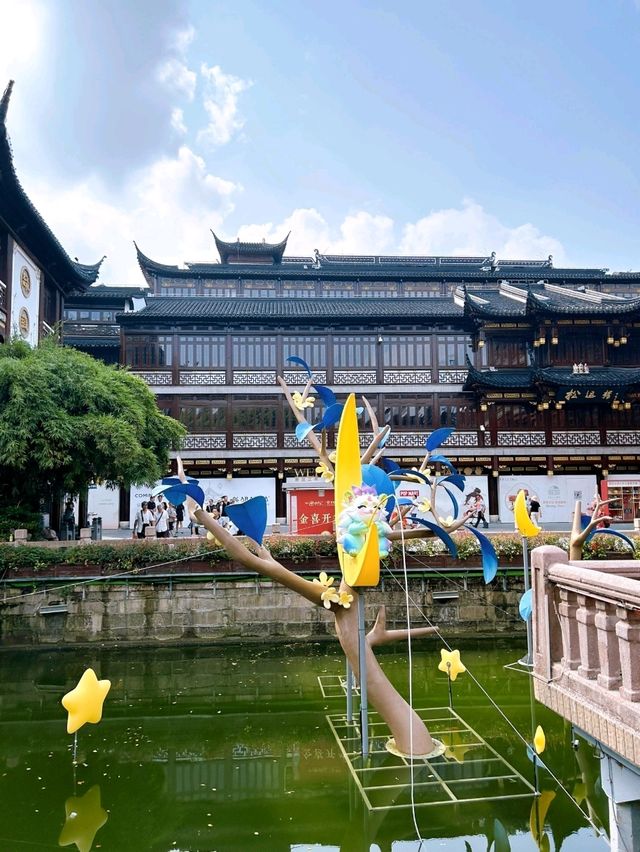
[232,336,276,368]
[333,335,377,368]
[179,335,226,368]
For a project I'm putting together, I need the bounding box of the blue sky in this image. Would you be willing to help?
[1,0,639,284]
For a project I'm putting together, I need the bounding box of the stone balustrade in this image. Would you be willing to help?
[532,546,640,766]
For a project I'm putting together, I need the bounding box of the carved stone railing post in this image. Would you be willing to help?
[576,594,600,680]
[557,589,581,671]
[616,608,640,702]
[594,601,621,690]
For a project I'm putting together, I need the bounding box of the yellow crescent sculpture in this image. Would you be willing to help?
[335,393,380,587]
[514,489,541,537]
[529,790,555,851]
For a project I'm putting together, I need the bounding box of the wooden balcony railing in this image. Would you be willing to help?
[532,545,640,766]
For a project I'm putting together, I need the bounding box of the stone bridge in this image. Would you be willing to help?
[532,545,640,850]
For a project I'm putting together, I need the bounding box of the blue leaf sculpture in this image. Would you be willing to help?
[286,355,312,377]
[426,427,455,452]
[313,384,337,408]
[295,422,316,442]
[381,458,401,474]
[440,473,465,492]
[519,588,533,620]
[361,464,397,517]
[183,483,205,507]
[585,528,635,551]
[580,513,591,530]
[411,517,458,559]
[465,526,499,583]
[161,485,189,505]
[441,485,460,519]
[318,402,344,430]
[226,496,268,545]
[428,454,459,475]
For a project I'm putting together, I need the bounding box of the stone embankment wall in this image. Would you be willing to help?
[0,574,525,646]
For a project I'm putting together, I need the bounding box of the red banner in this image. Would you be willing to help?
[289,489,335,535]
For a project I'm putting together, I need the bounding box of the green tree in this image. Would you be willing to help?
[0,339,185,516]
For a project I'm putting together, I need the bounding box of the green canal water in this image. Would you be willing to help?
[0,640,609,851]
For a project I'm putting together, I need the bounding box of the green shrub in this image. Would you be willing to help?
[0,506,44,542]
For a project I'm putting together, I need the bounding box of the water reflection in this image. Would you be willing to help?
[0,642,609,851]
[58,785,108,852]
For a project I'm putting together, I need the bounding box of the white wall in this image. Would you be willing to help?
[497,474,597,524]
[129,477,277,528]
[11,243,41,345]
[87,484,120,529]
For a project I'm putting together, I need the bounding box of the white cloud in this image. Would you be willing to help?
[236,201,564,262]
[170,107,187,135]
[157,57,197,102]
[400,199,565,262]
[0,0,46,82]
[28,146,240,285]
[197,64,252,147]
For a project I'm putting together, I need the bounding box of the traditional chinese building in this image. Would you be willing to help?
[98,235,640,523]
[0,81,103,344]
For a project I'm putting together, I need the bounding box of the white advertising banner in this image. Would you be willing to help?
[87,484,120,529]
[129,478,276,528]
[11,243,41,345]
[395,475,490,521]
[498,475,597,524]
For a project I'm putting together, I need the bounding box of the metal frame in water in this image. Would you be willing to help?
[327,706,536,811]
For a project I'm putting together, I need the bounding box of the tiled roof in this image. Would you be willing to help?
[464,282,640,319]
[527,290,640,316]
[134,242,620,284]
[0,81,103,290]
[538,366,640,386]
[463,364,534,390]
[464,363,640,392]
[118,296,464,324]
[212,231,289,264]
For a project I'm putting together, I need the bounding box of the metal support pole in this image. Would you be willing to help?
[357,593,369,758]
[521,537,533,667]
[346,659,353,723]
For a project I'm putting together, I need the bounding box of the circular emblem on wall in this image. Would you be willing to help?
[18,307,30,338]
[20,266,31,298]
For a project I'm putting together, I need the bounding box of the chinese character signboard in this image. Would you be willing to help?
[557,386,623,404]
[288,488,335,535]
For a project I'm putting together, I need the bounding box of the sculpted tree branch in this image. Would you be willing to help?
[569,497,615,561]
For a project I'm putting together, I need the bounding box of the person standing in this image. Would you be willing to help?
[529,496,542,525]
[155,502,169,538]
[473,493,489,529]
[175,502,184,533]
[61,500,75,540]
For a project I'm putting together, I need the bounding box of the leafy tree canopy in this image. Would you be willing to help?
[0,339,185,507]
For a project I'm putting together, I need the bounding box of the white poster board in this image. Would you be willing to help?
[498,475,597,524]
[129,477,276,528]
[87,484,121,529]
[11,243,41,345]
[395,475,489,522]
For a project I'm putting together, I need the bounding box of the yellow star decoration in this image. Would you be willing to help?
[437,649,466,681]
[61,669,111,734]
[58,785,108,852]
[534,724,546,755]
